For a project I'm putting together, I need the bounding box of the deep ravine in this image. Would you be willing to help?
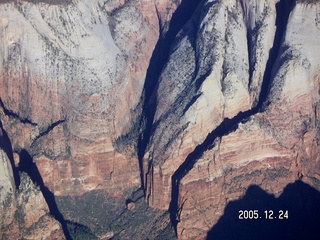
[19,149,72,240]
[0,105,71,239]
[0,98,37,126]
[137,0,203,195]
[168,0,295,235]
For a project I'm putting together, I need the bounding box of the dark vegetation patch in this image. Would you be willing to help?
[56,190,115,236]
[56,189,175,239]
[111,189,175,240]
[66,221,98,240]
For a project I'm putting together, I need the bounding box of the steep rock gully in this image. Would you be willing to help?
[168,0,294,235]
[19,149,72,239]
[137,0,295,236]
[137,0,202,194]
[0,111,71,239]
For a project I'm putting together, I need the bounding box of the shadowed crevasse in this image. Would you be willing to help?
[31,119,65,145]
[0,98,37,126]
[207,181,320,240]
[137,0,203,195]
[0,120,20,188]
[19,149,71,240]
[168,0,295,235]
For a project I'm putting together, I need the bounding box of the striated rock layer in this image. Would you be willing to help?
[0,0,179,196]
[142,0,320,239]
[0,0,320,239]
[0,148,64,239]
[0,0,180,238]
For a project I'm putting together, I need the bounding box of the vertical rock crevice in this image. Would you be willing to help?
[18,149,72,240]
[0,120,19,188]
[168,0,295,235]
[0,119,70,238]
[137,0,203,195]
[0,98,38,126]
[258,0,295,110]
[31,119,66,145]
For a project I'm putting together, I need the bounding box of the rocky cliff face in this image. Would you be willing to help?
[0,0,179,238]
[0,0,180,197]
[0,0,320,239]
[142,0,320,238]
[0,148,64,239]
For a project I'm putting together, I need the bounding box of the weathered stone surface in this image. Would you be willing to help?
[0,149,64,239]
[1,0,320,239]
[137,0,320,239]
[143,0,282,210]
[153,1,320,238]
[0,0,179,197]
[0,0,179,238]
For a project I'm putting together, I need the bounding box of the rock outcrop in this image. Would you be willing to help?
[1,0,320,239]
[141,0,320,238]
[0,0,179,238]
[0,148,64,239]
[0,0,180,196]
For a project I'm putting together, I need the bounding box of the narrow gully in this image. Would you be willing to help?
[0,98,37,126]
[137,0,203,195]
[31,119,65,145]
[0,120,20,188]
[0,120,71,239]
[168,0,295,235]
[19,149,72,240]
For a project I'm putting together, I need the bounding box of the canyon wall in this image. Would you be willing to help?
[0,147,64,239]
[0,0,319,239]
[0,0,180,238]
[142,0,320,238]
[0,0,180,197]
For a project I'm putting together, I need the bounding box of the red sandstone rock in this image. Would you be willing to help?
[1,0,320,239]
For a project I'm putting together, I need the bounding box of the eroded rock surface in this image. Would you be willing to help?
[1,0,320,239]
[142,0,320,238]
[0,0,180,196]
[0,0,179,238]
[0,149,64,239]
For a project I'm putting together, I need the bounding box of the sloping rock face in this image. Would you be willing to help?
[0,0,179,196]
[142,0,320,238]
[0,148,64,239]
[0,0,179,238]
[1,0,320,239]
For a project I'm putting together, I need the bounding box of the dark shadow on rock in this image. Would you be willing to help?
[137,0,203,194]
[257,0,295,110]
[0,120,20,188]
[19,149,72,240]
[207,181,320,240]
[169,0,296,235]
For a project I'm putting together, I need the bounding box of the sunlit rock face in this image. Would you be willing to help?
[0,0,180,238]
[142,0,320,239]
[0,0,320,239]
[143,0,278,210]
[0,0,179,196]
[0,149,64,239]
